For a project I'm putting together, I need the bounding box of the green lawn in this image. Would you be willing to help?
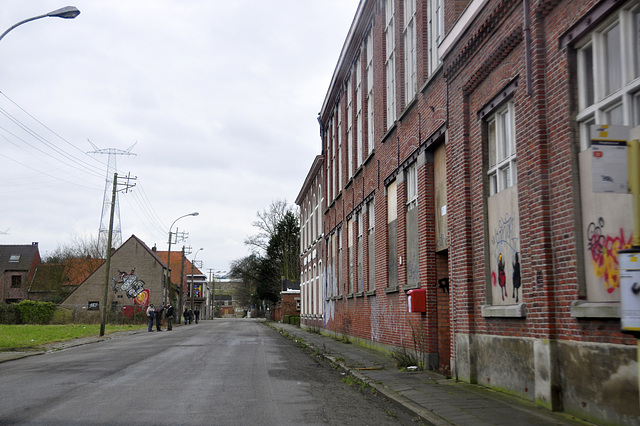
[0,324,145,351]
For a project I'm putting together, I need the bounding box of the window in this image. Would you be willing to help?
[357,211,364,292]
[406,163,418,210]
[487,100,517,196]
[338,103,343,192]
[576,2,640,148]
[337,228,343,295]
[356,56,363,167]
[312,195,317,241]
[387,181,398,288]
[573,0,639,306]
[385,0,396,128]
[348,217,354,294]
[347,75,354,178]
[427,0,444,75]
[317,260,323,315]
[366,29,375,155]
[317,184,323,237]
[332,114,337,199]
[9,254,20,262]
[367,198,376,292]
[404,0,417,102]
[406,162,419,286]
[11,275,21,288]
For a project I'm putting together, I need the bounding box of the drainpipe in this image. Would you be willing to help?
[524,0,533,96]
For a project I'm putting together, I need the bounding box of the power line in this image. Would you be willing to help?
[0,91,107,168]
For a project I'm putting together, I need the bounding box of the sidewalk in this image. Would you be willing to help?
[270,322,592,426]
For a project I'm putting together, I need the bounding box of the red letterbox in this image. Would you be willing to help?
[407,288,426,313]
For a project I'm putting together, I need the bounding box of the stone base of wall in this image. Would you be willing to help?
[455,333,638,425]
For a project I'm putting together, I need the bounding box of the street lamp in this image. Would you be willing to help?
[166,212,199,307]
[190,248,204,310]
[0,7,81,43]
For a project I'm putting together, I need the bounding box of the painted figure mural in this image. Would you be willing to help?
[488,196,521,306]
[512,253,521,303]
[498,254,507,301]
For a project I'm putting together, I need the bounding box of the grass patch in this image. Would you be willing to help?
[0,324,145,351]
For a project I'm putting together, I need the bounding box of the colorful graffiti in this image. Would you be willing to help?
[586,217,632,294]
[112,269,149,305]
[490,212,521,303]
[497,254,507,300]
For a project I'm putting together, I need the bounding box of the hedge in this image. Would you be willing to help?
[0,300,56,324]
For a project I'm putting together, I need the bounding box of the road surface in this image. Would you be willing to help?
[0,319,420,425]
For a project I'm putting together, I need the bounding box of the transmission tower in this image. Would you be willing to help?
[88,140,137,256]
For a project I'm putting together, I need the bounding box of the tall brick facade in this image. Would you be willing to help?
[301,0,640,423]
[296,156,325,328]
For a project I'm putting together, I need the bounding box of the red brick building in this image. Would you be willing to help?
[307,0,640,423]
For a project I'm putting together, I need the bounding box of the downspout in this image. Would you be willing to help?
[524,0,533,96]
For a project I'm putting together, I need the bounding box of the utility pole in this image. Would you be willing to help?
[165,228,190,307]
[208,268,215,319]
[177,245,188,323]
[100,172,136,337]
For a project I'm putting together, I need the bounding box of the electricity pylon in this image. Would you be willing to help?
[88,140,136,256]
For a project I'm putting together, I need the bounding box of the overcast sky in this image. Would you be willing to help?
[0,1,359,275]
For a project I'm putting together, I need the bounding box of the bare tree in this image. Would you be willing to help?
[43,235,103,263]
[245,199,298,254]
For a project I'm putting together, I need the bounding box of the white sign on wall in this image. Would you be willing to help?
[619,251,640,333]
[591,125,629,194]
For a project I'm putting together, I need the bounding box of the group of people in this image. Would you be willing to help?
[182,307,200,324]
[146,303,200,331]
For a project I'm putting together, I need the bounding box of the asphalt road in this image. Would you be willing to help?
[0,319,420,425]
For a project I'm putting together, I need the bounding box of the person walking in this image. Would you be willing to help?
[194,308,200,324]
[183,307,190,325]
[146,304,155,332]
[188,309,193,324]
[154,305,164,331]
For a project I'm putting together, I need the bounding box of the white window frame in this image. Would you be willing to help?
[356,56,363,167]
[347,75,354,178]
[366,28,375,155]
[406,162,418,210]
[385,0,396,129]
[576,2,640,150]
[317,184,322,237]
[337,102,343,191]
[487,100,517,196]
[367,198,376,292]
[404,0,417,102]
[427,0,444,76]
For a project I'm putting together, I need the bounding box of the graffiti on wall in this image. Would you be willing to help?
[586,217,632,294]
[112,269,149,306]
[490,212,521,303]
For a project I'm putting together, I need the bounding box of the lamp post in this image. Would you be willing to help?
[166,212,198,307]
[0,7,81,43]
[190,248,204,310]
